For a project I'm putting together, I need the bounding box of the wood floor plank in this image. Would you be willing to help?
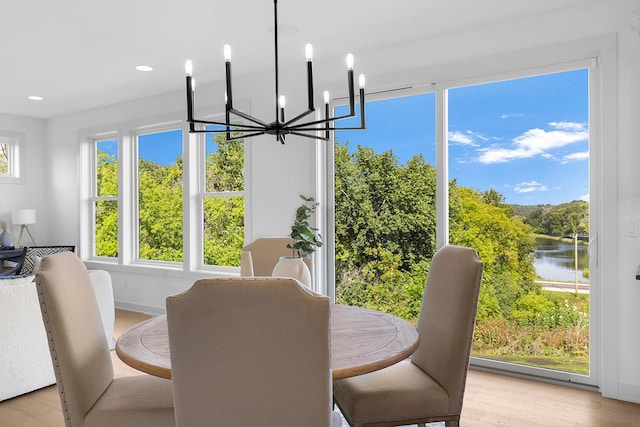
[1,309,639,427]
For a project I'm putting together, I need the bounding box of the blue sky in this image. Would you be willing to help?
[336,68,589,206]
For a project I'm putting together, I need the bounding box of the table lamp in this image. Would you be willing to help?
[12,209,37,247]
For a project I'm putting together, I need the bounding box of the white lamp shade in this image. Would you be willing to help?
[12,209,36,225]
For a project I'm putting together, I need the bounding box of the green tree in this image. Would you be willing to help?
[334,141,436,276]
[138,157,183,261]
[0,143,8,174]
[95,150,118,257]
[203,133,245,266]
[335,140,535,324]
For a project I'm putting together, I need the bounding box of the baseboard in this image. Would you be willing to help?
[114,300,165,316]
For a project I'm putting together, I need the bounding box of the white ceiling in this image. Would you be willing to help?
[0,0,596,119]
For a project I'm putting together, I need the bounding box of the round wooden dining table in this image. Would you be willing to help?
[116,304,419,380]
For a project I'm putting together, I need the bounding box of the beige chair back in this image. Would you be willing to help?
[167,277,331,426]
[241,237,312,276]
[411,244,483,415]
[36,252,114,427]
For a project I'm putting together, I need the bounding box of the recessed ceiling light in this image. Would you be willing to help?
[136,65,153,72]
[28,96,43,101]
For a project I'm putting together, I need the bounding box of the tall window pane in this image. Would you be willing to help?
[95,139,118,257]
[203,131,244,267]
[447,69,590,375]
[334,93,437,320]
[137,129,183,262]
[0,139,9,175]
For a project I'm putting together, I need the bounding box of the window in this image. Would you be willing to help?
[84,118,245,271]
[330,61,598,387]
[136,129,184,263]
[0,133,23,183]
[93,138,118,257]
[202,131,244,267]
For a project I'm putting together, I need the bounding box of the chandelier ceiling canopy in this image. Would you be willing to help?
[185,0,366,144]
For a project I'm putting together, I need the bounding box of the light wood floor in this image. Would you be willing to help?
[1,310,639,427]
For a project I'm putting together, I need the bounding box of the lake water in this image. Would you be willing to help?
[534,236,589,283]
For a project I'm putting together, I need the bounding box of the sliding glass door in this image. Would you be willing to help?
[331,62,597,386]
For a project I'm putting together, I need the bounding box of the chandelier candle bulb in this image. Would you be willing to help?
[185,61,194,122]
[224,44,231,62]
[306,44,314,109]
[347,55,355,114]
[325,95,331,139]
[224,45,233,110]
[279,95,286,123]
[359,78,366,128]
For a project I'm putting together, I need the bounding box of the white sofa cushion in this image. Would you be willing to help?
[0,275,54,401]
[0,270,115,401]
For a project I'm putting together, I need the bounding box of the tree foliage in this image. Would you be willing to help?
[516,201,589,237]
[333,138,589,372]
[95,132,244,265]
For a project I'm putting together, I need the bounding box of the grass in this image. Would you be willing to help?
[472,350,589,375]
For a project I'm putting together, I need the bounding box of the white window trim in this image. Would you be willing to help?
[79,106,252,276]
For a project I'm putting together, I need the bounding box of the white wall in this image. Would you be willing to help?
[3,0,638,403]
[0,113,47,244]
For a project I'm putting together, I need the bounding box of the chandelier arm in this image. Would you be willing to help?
[288,88,365,130]
[188,129,267,140]
[287,112,354,130]
[227,131,266,140]
[273,0,280,138]
[186,76,194,122]
[228,108,270,127]
[291,126,364,132]
[189,118,265,131]
[282,108,315,128]
[288,131,329,141]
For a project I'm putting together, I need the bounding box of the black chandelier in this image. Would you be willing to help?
[185,0,366,144]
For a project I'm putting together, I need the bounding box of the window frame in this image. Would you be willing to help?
[80,111,249,275]
[323,37,615,390]
[0,131,25,184]
[88,134,119,261]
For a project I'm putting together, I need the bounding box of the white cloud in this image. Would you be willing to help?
[448,131,475,145]
[561,151,589,163]
[580,193,590,202]
[476,121,588,164]
[513,180,549,194]
[500,113,525,119]
[549,121,586,131]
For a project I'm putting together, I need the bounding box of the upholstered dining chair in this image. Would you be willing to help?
[333,245,484,427]
[167,277,340,427]
[35,251,174,427]
[240,237,312,276]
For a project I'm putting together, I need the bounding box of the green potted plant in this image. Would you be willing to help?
[272,195,323,287]
[287,195,323,258]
